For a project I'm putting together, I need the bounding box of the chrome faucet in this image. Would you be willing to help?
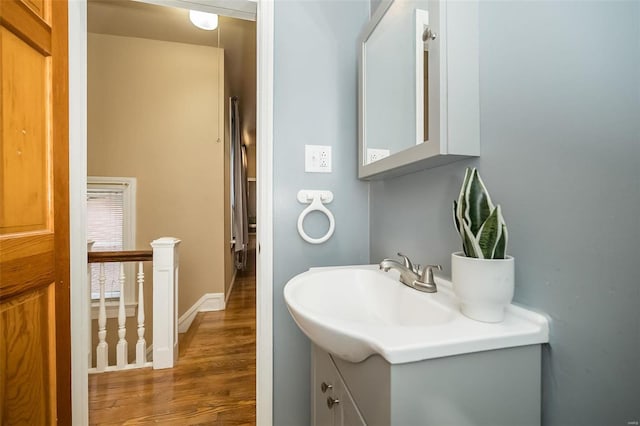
[379,253,442,293]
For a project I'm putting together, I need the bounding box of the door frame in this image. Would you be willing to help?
[68,1,274,424]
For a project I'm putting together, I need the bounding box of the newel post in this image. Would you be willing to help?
[151,237,181,369]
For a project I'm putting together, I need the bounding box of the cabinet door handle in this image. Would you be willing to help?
[326,396,340,409]
[321,382,333,393]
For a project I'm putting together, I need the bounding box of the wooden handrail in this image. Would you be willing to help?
[88,250,153,263]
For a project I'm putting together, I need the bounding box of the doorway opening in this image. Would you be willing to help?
[69,0,273,423]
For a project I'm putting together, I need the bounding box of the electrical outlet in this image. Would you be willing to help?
[305,145,332,173]
[367,148,390,163]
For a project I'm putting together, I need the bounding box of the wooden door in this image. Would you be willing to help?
[0,0,70,424]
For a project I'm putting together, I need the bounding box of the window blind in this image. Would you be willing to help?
[88,189,125,299]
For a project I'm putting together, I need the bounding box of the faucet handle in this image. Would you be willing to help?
[397,252,415,272]
[420,264,443,284]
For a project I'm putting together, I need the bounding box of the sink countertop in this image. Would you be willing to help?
[285,265,550,364]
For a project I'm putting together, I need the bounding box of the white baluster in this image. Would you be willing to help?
[116,263,128,369]
[96,263,108,371]
[136,261,146,365]
[87,241,95,370]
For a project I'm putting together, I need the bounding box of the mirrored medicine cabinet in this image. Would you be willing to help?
[358,0,480,180]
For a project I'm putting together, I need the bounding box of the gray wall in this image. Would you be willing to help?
[272,1,370,424]
[370,1,640,425]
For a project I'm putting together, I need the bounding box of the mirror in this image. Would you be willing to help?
[358,0,480,180]
[362,1,438,163]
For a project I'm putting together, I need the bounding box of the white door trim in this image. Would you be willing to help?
[68,1,274,424]
[256,1,274,424]
[69,1,89,423]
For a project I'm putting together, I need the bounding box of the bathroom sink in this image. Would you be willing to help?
[284,265,549,364]
[288,268,453,327]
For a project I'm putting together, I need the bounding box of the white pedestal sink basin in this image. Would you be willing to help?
[284,265,549,364]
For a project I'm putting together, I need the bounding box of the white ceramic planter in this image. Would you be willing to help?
[451,252,515,323]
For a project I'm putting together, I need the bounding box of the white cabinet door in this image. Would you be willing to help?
[312,345,339,426]
[333,377,367,426]
[312,345,367,426]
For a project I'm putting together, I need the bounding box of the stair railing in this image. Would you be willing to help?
[87,237,181,373]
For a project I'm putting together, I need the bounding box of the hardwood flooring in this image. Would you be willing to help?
[89,245,256,425]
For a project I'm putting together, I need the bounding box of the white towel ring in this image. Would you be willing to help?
[297,190,335,244]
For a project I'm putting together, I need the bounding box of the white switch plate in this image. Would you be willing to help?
[305,145,332,173]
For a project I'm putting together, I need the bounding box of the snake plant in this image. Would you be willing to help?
[453,168,508,259]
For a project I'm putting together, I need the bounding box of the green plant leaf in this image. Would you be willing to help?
[457,168,472,231]
[453,200,460,233]
[462,221,481,258]
[477,205,502,259]
[464,169,495,236]
[494,217,508,259]
[454,200,470,255]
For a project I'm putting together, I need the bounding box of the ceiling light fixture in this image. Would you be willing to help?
[189,10,218,31]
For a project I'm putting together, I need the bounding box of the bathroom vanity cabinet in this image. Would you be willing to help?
[312,343,542,426]
[286,266,549,425]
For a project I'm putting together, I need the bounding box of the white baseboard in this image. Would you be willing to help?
[225,269,238,306]
[178,293,225,333]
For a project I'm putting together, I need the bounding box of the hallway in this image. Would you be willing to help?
[88,250,256,425]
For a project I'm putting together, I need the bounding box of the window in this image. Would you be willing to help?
[87,177,136,317]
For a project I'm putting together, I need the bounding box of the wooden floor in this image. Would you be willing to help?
[89,246,256,425]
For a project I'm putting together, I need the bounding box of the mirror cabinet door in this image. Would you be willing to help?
[358,0,480,180]
[362,1,419,165]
